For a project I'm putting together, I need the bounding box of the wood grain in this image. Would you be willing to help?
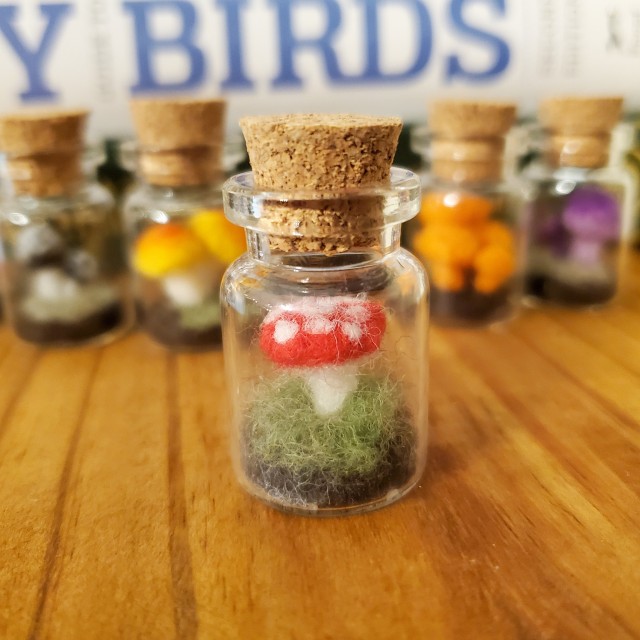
[1,254,640,639]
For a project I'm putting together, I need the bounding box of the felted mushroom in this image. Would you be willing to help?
[562,186,620,265]
[260,297,386,416]
[133,223,216,307]
[189,209,246,265]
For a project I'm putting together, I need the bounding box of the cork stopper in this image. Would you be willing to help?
[428,100,516,183]
[129,98,226,187]
[240,114,402,254]
[539,96,623,168]
[0,109,87,197]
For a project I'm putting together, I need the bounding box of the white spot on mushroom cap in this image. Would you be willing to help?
[341,322,363,342]
[263,296,375,345]
[342,304,369,322]
[304,316,335,335]
[273,319,299,344]
[306,297,341,313]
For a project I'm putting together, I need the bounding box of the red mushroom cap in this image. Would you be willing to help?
[260,297,386,367]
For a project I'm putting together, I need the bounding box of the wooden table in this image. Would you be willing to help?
[1,253,640,640]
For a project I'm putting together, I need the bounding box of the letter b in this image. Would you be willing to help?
[124,1,206,93]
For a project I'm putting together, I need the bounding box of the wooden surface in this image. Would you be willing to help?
[1,254,640,640]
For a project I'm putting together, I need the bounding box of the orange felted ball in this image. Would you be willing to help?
[430,262,464,292]
[414,224,480,267]
[419,192,494,225]
[474,274,505,294]
[481,221,515,249]
[473,244,516,292]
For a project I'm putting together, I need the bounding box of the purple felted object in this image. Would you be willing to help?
[562,186,620,265]
[536,212,570,257]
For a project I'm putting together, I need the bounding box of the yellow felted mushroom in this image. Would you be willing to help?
[133,223,217,307]
[189,209,246,265]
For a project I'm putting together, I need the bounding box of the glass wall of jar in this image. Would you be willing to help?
[523,97,625,307]
[123,98,246,350]
[0,110,131,346]
[408,101,521,327]
[222,169,428,516]
[625,120,640,249]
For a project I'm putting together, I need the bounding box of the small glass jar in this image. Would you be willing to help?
[523,98,625,307]
[221,168,428,516]
[0,112,131,346]
[124,181,245,349]
[408,103,522,327]
[625,122,640,249]
[124,98,245,350]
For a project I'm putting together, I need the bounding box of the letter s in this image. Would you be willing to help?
[446,0,510,82]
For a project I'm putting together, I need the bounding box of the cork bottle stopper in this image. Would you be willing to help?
[539,96,623,168]
[129,98,226,187]
[240,114,402,254]
[427,100,516,183]
[0,109,87,197]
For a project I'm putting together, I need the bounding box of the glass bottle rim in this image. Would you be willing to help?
[222,167,421,234]
[410,124,524,155]
[119,135,246,173]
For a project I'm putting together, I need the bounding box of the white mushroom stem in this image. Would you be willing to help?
[161,263,218,308]
[302,361,360,416]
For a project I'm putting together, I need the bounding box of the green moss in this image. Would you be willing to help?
[245,373,413,478]
[178,300,221,330]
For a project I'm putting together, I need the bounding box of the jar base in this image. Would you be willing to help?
[13,302,131,347]
[243,473,422,517]
[138,301,222,351]
[430,284,516,328]
[524,274,616,308]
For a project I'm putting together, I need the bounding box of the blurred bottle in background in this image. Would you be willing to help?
[523,97,626,308]
[626,121,640,249]
[124,98,246,351]
[408,100,523,327]
[0,110,132,346]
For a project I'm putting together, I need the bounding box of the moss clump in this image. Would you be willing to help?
[178,299,220,330]
[243,374,416,508]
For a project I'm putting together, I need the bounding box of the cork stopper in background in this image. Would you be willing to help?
[539,96,624,168]
[428,100,517,183]
[240,114,402,254]
[0,110,87,197]
[129,98,226,187]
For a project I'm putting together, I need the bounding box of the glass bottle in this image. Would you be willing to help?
[124,98,245,350]
[524,97,625,307]
[626,121,640,249]
[408,101,522,327]
[0,110,131,346]
[222,114,428,516]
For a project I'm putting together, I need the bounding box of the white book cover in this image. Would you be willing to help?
[0,0,638,137]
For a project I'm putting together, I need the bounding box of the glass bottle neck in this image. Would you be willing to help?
[245,224,402,266]
[135,180,220,195]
